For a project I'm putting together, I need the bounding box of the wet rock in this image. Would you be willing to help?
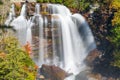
[39,75,45,80]
[75,71,89,80]
[40,64,72,80]
[88,73,102,80]
[107,77,116,80]
[85,49,101,66]
[88,73,117,80]
[27,3,35,16]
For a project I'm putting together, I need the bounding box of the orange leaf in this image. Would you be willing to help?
[24,42,32,55]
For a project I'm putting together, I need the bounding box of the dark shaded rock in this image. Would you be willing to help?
[88,73,102,80]
[75,71,89,80]
[40,64,72,80]
[85,49,101,66]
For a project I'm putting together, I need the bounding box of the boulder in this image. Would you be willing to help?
[85,49,101,66]
[40,64,72,80]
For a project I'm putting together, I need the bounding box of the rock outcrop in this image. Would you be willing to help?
[40,64,72,80]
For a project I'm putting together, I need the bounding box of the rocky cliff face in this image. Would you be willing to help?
[83,3,120,79]
[0,0,11,24]
[0,0,10,15]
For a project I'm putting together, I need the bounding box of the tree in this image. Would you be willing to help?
[109,0,120,68]
[110,0,120,10]
[76,0,90,11]
[0,0,3,5]
[0,36,37,80]
[43,0,49,3]
[49,0,56,3]
[63,0,76,8]
[37,0,43,3]
[55,0,62,4]
[112,50,120,68]
[111,10,120,48]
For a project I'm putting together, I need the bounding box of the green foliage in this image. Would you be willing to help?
[77,0,90,11]
[110,0,120,68]
[110,0,120,10]
[110,0,120,48]
[56,0,62,4]
[111,11,120,49]
[43,0,49,3]
[0,0,3,5]
[112,10,120,26]
[36,0,91,11]
[63,0,76,8]
[37,0,43,3]
[112,50,120,68]
[49,0,56,3]
[0,36,37,80]
[110,25,120,48]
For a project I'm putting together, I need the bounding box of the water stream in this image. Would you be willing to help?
[5,3,96,80]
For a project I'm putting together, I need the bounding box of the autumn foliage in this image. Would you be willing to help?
[24,42,32,55]
[109,0,120,68]
[0,36,37,80]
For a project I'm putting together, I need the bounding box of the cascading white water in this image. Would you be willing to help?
[38,16,44,65]
[5,3,96,79]
[58,15,77,73]
[5,4,16,26]
[10,4,34,46]
[45,4,96,74]
[26,18,34,45]
[10,4,28,45]
[35,3,40,14]
[47,4,71,16]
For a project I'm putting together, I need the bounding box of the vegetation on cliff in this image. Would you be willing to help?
[109,0,120,68]
[37,0,95,11]
[0,0,3,5]
[0,31,37,80]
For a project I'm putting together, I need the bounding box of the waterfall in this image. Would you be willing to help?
[20,4,27,17]
[6,3,96,78]
[35,3,40,14]
[26,18,34,45]
[10,4,28,45]
[5,4,16,26]
[47,4,71,16]
[39,16,44,66]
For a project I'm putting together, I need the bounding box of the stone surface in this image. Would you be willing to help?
[0,0,11,24]
[88,73,102,80]
[85,49,101,66]
[40,64,72,80]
